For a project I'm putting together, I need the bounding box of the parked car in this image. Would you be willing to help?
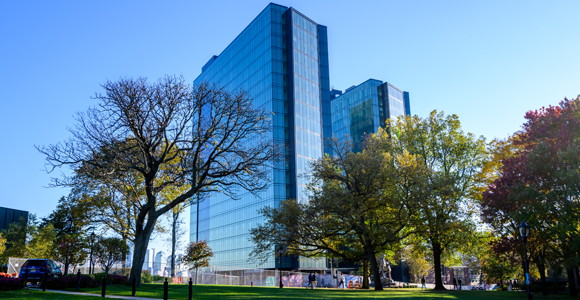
[18,259,62,284]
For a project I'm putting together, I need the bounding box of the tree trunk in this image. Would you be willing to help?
[574,267,580,292]
[536,257,548,296]
[568,267,578,296]
[129,216,157,287]
[361,259,369,289]
[368,251,383,291]
[500,266,504,290]
[64,255,70,276]
[170,210,178,277]
[432,242,446,290]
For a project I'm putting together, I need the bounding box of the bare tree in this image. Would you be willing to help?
[38,76,277,285]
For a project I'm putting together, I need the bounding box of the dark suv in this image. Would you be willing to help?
[19,259,62,284]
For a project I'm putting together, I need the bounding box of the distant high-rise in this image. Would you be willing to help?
[154,251,165,276]
[145,248,155,273]
[191,3,329,271]
[331,79,410,151]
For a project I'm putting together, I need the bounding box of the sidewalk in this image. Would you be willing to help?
[28,288,165,300]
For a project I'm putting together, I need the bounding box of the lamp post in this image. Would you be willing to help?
[89,232,96,275]
[64,216,74,276]
[278,246,284,288]
[519,220,533,300]
[66,217,73,231]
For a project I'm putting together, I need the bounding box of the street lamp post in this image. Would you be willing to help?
[519,220,533,300]
[64,216,74,276]
[89,232,96,275]
[278,246,284,288]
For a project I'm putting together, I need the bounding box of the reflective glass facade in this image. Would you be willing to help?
[191,3,328,271]
[331,79,410,151]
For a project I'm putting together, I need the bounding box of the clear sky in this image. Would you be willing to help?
[1,0,579,253]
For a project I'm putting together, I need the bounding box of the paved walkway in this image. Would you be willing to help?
[28,288,165,300]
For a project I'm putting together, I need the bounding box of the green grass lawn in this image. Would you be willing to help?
[0,288,106,299]
[1,285,579,300]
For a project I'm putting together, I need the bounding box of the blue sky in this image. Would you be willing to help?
[1,0,579,252]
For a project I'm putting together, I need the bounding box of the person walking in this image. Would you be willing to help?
[338,273,345,289]
[421,276,426,290]
[307,272,312,289]
[458,278,462,290]
[311,272,317,289]
[453,277,457,290]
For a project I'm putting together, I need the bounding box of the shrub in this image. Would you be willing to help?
[92,273,106,283]
[47,275,100,290]
[109,274,129,285]
[141,270,152,284]
[91,273,129,285]
[0,276,26,291]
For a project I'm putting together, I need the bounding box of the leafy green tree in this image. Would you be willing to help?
[378,111,488,290]
[56,233,88,275]
[0,214,57,264]
[42,195,94,237]
[251,138,426,290]
[480,237,522,289]
[397,245,431,283]
[26,224,57,260]
[37,76,278,285]
[0,233,5,257]
[42,194,95,275]
[0,217,28,264]
[183,240,213,284]
[94,237,129,274]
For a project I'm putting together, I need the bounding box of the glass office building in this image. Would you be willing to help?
[191,3,330,271]
[331,79,410,151]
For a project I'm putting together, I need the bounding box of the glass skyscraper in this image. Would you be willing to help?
[191,3,330,271]
[331,79,410,151]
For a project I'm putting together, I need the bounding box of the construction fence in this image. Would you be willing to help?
[8,257,365,288]
[170,269,362,288]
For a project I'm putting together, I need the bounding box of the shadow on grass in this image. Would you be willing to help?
[76,284,578,300]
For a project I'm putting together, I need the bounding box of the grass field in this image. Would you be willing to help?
[0,289,105,299]
[1,285,579,300]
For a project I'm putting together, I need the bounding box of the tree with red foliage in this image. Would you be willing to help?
[482,96,580,296]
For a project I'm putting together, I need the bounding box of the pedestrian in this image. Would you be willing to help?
[339,273,345,289]
[312,272,317,289]
[421,276,426,290]
[458,278,462,290]
[307,272,312,289]
[453,277,457,290]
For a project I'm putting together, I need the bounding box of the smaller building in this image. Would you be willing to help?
[331,79,410,151]
[0,207,29,231]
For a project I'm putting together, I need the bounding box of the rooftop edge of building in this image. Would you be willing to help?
[196,3,326,79]
[331,78,386,100]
